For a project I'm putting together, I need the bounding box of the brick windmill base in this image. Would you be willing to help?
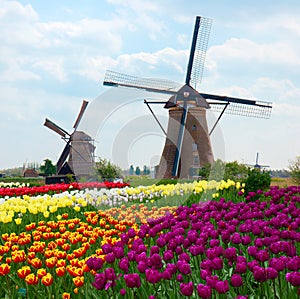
[155,107,214,179]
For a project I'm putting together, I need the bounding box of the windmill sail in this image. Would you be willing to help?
[73,100,89,130]
[44,118,69,138]
[186,16,212,89]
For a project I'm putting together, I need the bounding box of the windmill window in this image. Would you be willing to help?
[193,156,200,165]
[192,125,197,131]
[192,143,198,151]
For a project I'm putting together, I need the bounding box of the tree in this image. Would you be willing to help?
[143,165,150,175]
[40,159,56,176]
[224,161,248,180]
[95,158,122,181]
[135,166,141,175]
[288,156,300,184]
[129,165,134,175]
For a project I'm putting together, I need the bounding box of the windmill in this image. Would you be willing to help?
[246,152,270,170]
[103,16,272,179]
[44,100,95,180]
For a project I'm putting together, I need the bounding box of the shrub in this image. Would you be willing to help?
[243,168,271,195]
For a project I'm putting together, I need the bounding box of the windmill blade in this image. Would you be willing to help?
[57,141,71,172]
[73,100,89,131]
[186,16,212,89]
[103,70,179,95]
[200,93,272,119]
[44,118,70,138]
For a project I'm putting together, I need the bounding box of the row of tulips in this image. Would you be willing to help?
[0,182,30,188]
[0,181,129,198]
[0,180,243,226]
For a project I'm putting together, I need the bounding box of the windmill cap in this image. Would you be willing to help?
[164,84,210,109]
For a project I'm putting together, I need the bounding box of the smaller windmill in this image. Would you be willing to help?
[246,152,270,170]
[44,100,95,179]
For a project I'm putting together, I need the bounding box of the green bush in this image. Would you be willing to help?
[243,168,271,195]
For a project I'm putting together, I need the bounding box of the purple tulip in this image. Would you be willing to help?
[253,266,267,282]
[86,257,103,271]
[256,250,269,262]
[241,235,251,245]
[163,250,174,261]
[113,246,124,259]
[120,288,126,296]
[231,274,243,287]
[124,273,141,288]
[137,261,148,273]
[286,272,300,287]
[104,268,116,281]
[102,243,113,254]
[145,269,161,284]
[211,257,223,271]
[197,284,212,299]
[177,260,192,275]
[162,269,173,280]
[224,247,237,262]
[92,273,107,290]
[231,233,242,244]
[235,262,247,273]
[269,257,285,272]
[118,258,129,273]
[180,282,194,296]
[149,253,163,269]
[189,245,205,256]
[266,267,278,280]
[105,252,115,264]
[215,280,229,294]
[206,275,218,288]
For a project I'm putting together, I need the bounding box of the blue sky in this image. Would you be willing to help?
[1,0,300,171]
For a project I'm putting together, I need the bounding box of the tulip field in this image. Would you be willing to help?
[0,179,299,298]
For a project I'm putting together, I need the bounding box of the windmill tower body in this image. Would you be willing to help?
[69,131,95,177]
[156,107,214,178]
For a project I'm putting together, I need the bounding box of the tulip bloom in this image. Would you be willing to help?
[73,276,84,288]
[0,263,10,276]
[25,273,39,285]
[17,266,31,279]
[42,273,54,286]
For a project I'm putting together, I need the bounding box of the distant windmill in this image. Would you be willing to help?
[246,152,270,170]
[103,16,272,179]
[44,100,95,179]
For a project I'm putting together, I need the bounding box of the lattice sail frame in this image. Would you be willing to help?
[210,101,272,119]
[189,17,212,90]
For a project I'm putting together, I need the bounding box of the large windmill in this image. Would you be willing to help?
[44,100,95,180]
[103,16,272,179]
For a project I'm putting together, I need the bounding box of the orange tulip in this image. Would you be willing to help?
[25,273,39,285]
[0,263,10,276]
[56,266,66,277]
[45,257,57,268]
[17,266,31,279]
[73,276,84,288]
[37,268,47,278]
[42,273,53,286]
[30,257,43,269]
[62,292,71,299]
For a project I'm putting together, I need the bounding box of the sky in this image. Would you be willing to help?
[1,0,300,172]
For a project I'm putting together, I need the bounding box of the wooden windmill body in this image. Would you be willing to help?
[103,16,272,179]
